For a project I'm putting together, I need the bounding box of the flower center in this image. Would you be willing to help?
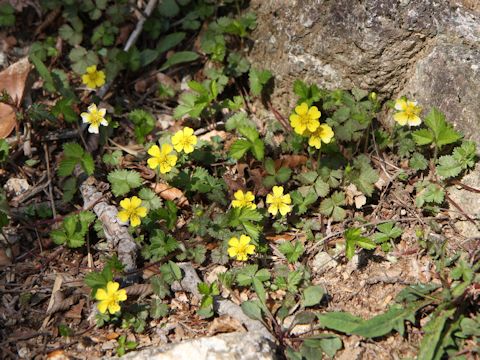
[404,105,416,118]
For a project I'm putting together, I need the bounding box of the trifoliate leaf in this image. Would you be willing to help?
[139,188,162,210]
[107,169,143,196]
[319,191,346,222]
[412,129,434,146]
[249,68,272,96]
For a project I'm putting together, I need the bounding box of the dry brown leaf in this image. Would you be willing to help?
[275,155,308,170]
[152,182,189,207]
[265,233,295,242]
[47,349,69,360]
[0,102,15,138]
[0,247,12,266]
[106,332,120,340]
[207,315,245,335]
[198,130,228,142]
[0,57,31,138]
[64,298,85,319]
[0,57,31,106]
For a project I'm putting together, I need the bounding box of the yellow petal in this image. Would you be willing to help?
[88,103,98,113]
[95,288,108,301]
[266,194,273,204]
[183,144,194,154]
[171,132,182,146]
[245,192,254,202]
[161,143,173,154]
[130,215,141,227]
[108,302,121,314]
[147,157,159,170]
[130,196,142,208]
[394,98,407,111]
[309,136,321,149]
[81,113,91,123]
[393,112,408,126]
[237,253,247,261]
[86,65,97,73]
[136,207,148,218]
[268,204,279,216]
[306,119,320,132]
[282,194,292,204]
[97,300,109,314]
[407,115,422,126]
[107,281,119,294]
[245,244,256,255]
[228,247,238,257]
[184,127,194,136]
[167,154,178,166]
[307,106,321,119]
[272,186,284,197]
[117,210,130,223]
[239,235,251,246]
[148,145,161,157]
[295,102,308,115]
[289,114,300,127]
[228,237,239,247]
[116,289,127,301]
[119,198,131,210]
[278,203,291,216]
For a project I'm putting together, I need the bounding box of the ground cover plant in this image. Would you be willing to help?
[0,0,479,359]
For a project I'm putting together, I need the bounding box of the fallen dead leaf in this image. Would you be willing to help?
[0,57,31,106]
[0,103,16,138]
[0,247,12,266]
[106,332,120,341]
[64,298,85,319]
[265,233,296,242]
[198,130,228,142]
[47,349,69,360]
[152,182,189,207]
[207,315,245,335]
[275,154,308,170]
[0,57,31,138]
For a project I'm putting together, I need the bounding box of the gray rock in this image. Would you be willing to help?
[447,164,480,218]
[104,331,277,360]
[248,0,480,144]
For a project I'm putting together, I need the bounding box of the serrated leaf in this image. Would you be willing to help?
[249,68,272,96]
[229,139,251,160]
[58,157,78,177]
[436,155,462,179]
[107,169,143,196]
[251,138,265,160]
[319,191,346,222]
[139,188,162,210]
[410,152,428,171]
[412,129,434,146]
[81,153,95,175]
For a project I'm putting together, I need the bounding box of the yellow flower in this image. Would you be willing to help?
[82,65,106,89]
[228,235,255,261]
[393,98,422,126]
[289,102,321,135]
[147,143,178,174]
[80,104,108,134]
[231,190,256,209]
[171,127,197,154]
[266,186,292,216]
[307,124,335,149]
[117,196,148,227]
[95,281,127,314]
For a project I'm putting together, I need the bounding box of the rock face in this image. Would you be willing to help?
[106,331,277,360]
[248,0,480,144]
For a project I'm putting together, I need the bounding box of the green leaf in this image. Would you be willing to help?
[139,188,162,210]
[374,222,402,244]
[69,47,99,74]
[107,169,143,196]
[436,155,463,179]
[278,241,304,263]
[412,129,434,146]
[423,108,461,148]
[351,303,419,338]
[418,308,456,360]
[317,312,364,333]
[319,191,346,222]
[453,140,477,169]
[229,139,251,160]
[410,152,428,171]
[236,264,259,286]
[150,299,169,319]
[241,300,264,321]
[238,126,259,142]
[157,32,186,54]
[59,23,82,46]
[302,285,325,307]
[395,283,440,302]
[252,278,266,305]
[159,51,199,71]
[251,139,265,161]
[249,68,272,96]
[81,153,95,175]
